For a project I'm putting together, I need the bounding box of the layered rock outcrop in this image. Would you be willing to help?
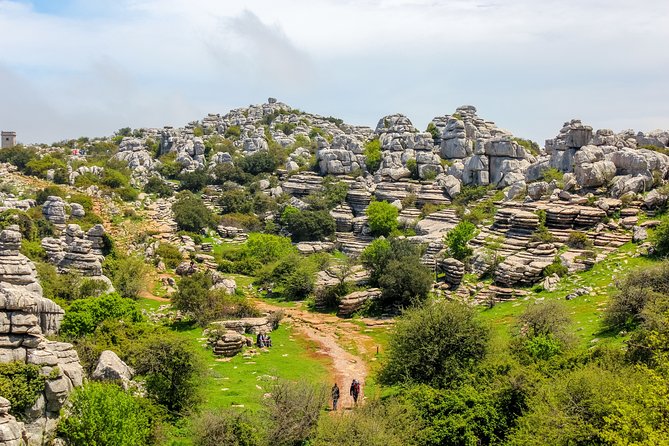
[0,226,84,444]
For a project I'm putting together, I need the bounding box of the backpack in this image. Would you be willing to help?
[353,381,360,394]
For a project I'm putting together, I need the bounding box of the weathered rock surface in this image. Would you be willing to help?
[91,350,134,386]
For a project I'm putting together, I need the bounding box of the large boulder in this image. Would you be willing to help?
[91,350,134,384]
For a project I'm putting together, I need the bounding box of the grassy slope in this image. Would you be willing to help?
[479,242,657,349]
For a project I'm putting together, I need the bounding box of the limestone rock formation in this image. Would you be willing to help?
[91,350,134,387]
[41,196,67,226]
[338,288,382,317]
[0,397,25,446]
[0,226,84,444]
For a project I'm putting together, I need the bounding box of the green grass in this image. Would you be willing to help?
[169,323,329,412]
[479,242,658,349]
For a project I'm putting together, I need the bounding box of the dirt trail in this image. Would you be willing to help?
[255,299,392,406]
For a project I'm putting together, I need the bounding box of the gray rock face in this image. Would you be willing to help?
[42,196,67,225]
[91,350,134,385]
[0,229,83,445]
[0,397,25,446]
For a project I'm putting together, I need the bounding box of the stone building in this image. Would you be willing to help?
[1,131,16,149]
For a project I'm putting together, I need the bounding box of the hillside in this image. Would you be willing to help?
[1,99,669,445]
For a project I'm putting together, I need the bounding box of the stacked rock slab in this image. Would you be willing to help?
[338,288,382,317]
[210,317,274,335]
[0,227,83,444]
[437,258,465,288]
[0,397,24,446]
[206,330,248,357]
[41,196,67,227]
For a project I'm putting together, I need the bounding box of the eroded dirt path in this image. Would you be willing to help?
[254,299,393,406]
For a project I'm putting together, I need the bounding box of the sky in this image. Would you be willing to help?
[0,0,668,144]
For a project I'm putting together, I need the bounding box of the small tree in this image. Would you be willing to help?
[652,217,669,256]
[283,209,336,242]
[364,139,382,173]
[366,201,398,237]
[444,221,478,261]
[179,169,209,193]
[58,382,156,446]
[192,409,263,446]
[134,336,202,416]
[264,380,328,446]
[379,301,489,387]
[172,191,215,233]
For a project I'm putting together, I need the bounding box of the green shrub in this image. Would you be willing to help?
[144,176,174,198]
[219,213,263,232]
[134,335,202,416]
[238,151,278,175]
[0,362,47,416]
[513,137,540,156]
[543,257,568,277]
[379,300,489,387]
[243,233,296,264]
[406,158,419,180]
[566,231,593,249]
[193,409,262,446]
[60,293,143,338]
[444,221,478,261]
[156,243,183,269]
[58,382,157,446]
[652,216,669,256]
[218,189,253,215]
[361,237,432,306]
[541,167,564,186]
[224,125,242,139]
[0,145,36,170]
[366,201,398,236]
[179,169,209,193]
[364,139,382,173]
[103,254,148,299]
[172,191,215,233]
[35,185,66,204]
[283,209,336,242]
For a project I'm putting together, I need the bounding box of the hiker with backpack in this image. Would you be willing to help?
[350,379,361,405]
[331,383,340,410]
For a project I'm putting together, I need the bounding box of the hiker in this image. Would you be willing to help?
[264,333,272,347]
[256,332,264,347]
[331,383,340,410]
[350,379,361,405]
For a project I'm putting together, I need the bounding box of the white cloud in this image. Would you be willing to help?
[0,0,668,143]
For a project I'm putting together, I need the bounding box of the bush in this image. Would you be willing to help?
[314,398,419,446]
[0,362,47,416]
[604,261,669,330]
[218,189,254,214]
[406,158,418,180]
[155,243,184,269]
[444,221,478,261]
[179,169,209,193]
[58,382,157,446]
[361,237,433,306]
[117,186,139,202]
[566,231,593,249]
[513,300,572,361]
[193,409,263,446]
[238,151,278,175]
[144,176,174,198]
[283,209,336,242]
[379,300,489,387]
[60,293,143,338]
[0,145,36,170]
[172,191,215,233]
[244,233,295,264]
[652,216,669,256]
[35,185,66,204]
[366,201,398,236]
[363,139,382,173]
[104,254,148,299]
[134,335,202,416]
[219,213,263,232]
[101,168,130,189]
[543,257,568,277]
[0,209,37,241]
[264,380,328,446]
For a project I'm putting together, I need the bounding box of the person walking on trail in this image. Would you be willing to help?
[331,383,340,411]
[350,379,361,405]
